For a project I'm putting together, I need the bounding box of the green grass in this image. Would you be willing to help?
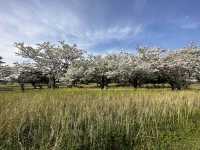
[1,87,200,149]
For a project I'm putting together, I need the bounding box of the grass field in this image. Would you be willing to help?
[1,86,200,149]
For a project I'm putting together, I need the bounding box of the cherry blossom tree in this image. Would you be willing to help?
[64,57,91,86]
[14,41,200,90]
[84,55,111,89]
[0,57,12,82]
[153,43,200,90]
[15,41,84,88]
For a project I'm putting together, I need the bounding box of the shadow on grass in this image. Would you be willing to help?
[0,87,14,92]
[1,83,200,93]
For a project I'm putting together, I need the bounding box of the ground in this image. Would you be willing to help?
[1,84,200,149]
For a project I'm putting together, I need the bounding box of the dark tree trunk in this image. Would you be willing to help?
[20,83,25,92]
[171,83,175,90]
[32,82,36,89]
[176,83,182,90]
[39,84,42,89]
[129,78,138,88]
[100,75,107,89]
[100,76,105,89]
[53,78,56,88]
[170,82,182,90]
[133,79,138,88]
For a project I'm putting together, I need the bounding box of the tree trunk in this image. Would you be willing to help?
[170,83,175,90]
[39,84,42,89]
[48,75,56,89]
[129,78,138,88]
[20,83,25,92]
[32,82,36,89]
[133,79,138,88]
[170,82,182,90]
[100,75,105,89]
[100,81,104,90]
[53,77,56,88]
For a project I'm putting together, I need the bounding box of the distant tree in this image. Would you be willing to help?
[154,43,200,90]
[15,41,84,88]
[0,56,4,65]
[64,57,91,86]
[18,68,49,91]
[136,46,168,87]
[106,52,139,87]
[185,42,200,83]
[0,56,11,82]
[14,41,200,91]
[83,55,112,89]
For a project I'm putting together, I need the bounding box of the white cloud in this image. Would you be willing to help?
[86,25,142,41]
[73,24,143,49]
[0,0,143,64]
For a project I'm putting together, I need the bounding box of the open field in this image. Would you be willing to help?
[1,87,200,149]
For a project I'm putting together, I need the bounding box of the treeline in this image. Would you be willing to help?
[1,41,200,90]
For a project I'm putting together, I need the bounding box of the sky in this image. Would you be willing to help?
[0,0,200,64]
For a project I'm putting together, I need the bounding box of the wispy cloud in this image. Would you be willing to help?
[179,16,200,30]
[85,25,142,41]
[73,25,143,49]
[1,0,200,64]
[0,0,144,64]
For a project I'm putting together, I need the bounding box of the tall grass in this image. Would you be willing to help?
[1,88,200,149]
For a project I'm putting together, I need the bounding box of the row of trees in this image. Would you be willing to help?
[1,42,200,90]
[64,44,200,90]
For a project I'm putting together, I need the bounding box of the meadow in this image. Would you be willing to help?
[1,86,200,149]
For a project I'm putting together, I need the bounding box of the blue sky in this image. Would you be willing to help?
[0,0,200,64]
